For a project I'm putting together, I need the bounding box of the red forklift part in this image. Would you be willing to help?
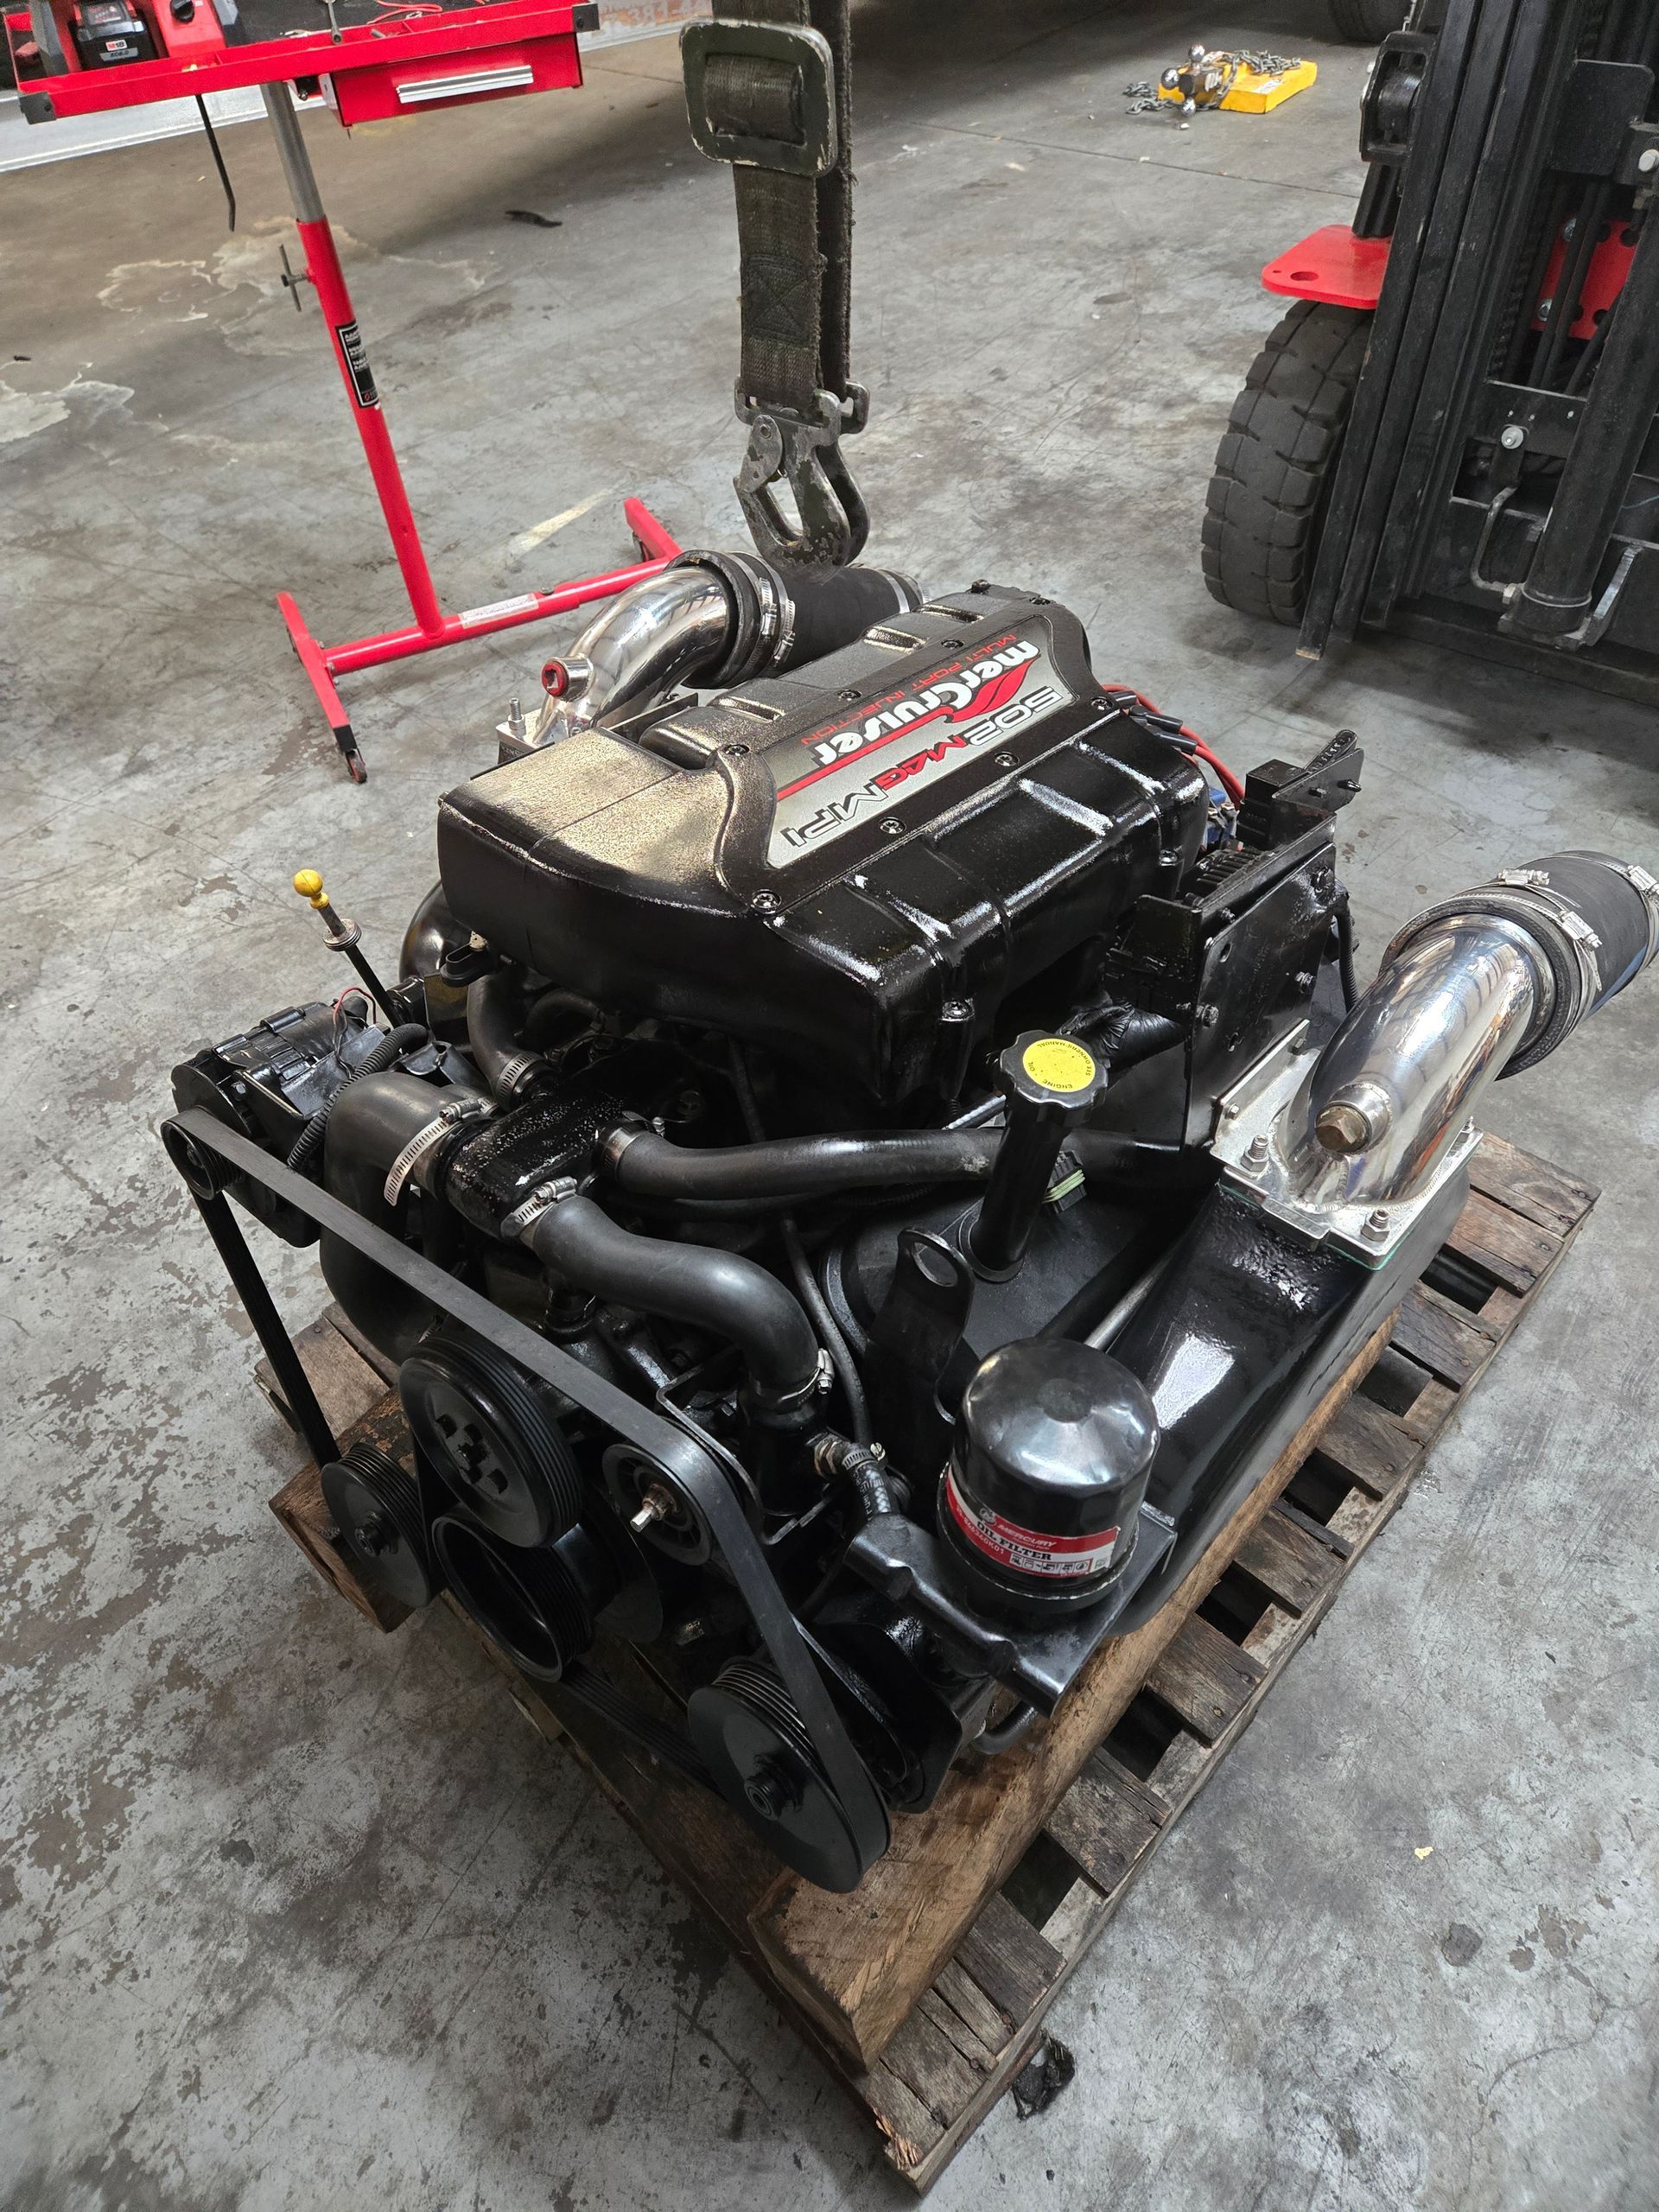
[1262,223,1390,312]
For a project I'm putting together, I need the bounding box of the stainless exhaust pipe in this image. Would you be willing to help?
[525,564,737,747]
[1283,852,1658,1214]
[515,551,925,753]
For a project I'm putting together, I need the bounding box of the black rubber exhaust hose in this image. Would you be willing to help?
[776,564,921,673]
[319,1071,470,1362]
[680,550,921,691]
[467,969,552,1102]
[525,1194,822,1407]
[1391,849,1657,1076]
[607,1124,1185,1202]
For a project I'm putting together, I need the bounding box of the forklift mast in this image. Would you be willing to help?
[1206,0,1659,706]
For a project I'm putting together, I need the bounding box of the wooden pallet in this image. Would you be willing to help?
[264,1132,1596,2191]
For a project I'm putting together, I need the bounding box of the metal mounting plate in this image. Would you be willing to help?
[1211,1024,1481,1268]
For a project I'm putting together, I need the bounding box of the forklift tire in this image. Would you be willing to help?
[1202,298,1371,627]
[1329,0,1404,38]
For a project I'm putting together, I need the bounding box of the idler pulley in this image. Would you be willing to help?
[321,1440,439,1610]
[688,1657,888,1892]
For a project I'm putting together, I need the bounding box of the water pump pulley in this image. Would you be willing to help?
[400,1331,582,1548]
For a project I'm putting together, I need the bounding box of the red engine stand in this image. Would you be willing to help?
[262,88,678,781]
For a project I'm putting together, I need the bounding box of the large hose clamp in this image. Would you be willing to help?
[1599,857,1659,964]
[382,1095,495,1209]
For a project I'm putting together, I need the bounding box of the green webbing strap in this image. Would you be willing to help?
[683,0,868,569]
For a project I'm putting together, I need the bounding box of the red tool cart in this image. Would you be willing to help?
[4,0,681,778]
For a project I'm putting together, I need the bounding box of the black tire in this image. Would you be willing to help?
[1329,0,1405,40]
[1201,298,1371,627]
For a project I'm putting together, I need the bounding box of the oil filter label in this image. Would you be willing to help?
[767,627,1071,864]
[334,321,378,409]
[944,1469,1119,1581]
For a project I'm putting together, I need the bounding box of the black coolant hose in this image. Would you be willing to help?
[287,1024,429,1171]
[467,969,551,1103]
[1066,995,1185,1071]
[605,1122,1192,1201]
[606,1126,1001,1201]
[725,1045,875,1446]
[812,1434,910,1520]
[524,1195,822,1407]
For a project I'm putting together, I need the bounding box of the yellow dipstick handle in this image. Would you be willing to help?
[292,866,356,949]
[289,864,395,1017]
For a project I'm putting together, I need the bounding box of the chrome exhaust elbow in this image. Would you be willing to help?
[508,552,925,756]
[1217,853,1657,1258]
[524,563,739,748]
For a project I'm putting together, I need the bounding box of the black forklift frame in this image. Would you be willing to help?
[1301,0,1659,704]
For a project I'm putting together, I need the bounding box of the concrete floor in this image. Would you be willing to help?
[3,4,1656,2207]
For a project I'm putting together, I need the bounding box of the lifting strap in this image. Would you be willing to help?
[682,0,869,570]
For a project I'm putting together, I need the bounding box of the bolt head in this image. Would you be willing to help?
[880,817,904,836]
[1363,1208,1390,1239]
[1318,1102,1374,1154]
[354,1514,391,1557]
[750,889,780,914]
[1499,423,1526,451]
[1639,148,1659,174]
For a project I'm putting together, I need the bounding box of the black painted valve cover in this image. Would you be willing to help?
[437,585,1209,1103]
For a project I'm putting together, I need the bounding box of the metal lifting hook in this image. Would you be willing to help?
[734,384,870,571]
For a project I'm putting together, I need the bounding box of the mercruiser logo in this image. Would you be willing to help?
[771,634,1066,855]
[780,638,1042,795]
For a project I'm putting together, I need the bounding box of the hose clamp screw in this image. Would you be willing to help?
[501,1176,579,1243]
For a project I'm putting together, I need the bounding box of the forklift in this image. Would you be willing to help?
[1205,0,1659,706]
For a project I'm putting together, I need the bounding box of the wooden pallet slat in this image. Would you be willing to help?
[1144,1613,1268,1745]
[262,1135,1598,2193]
[1233,1503,1347,1613]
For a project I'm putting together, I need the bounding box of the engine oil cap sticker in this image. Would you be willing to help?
[1021,1037,1097,1093]
[767,628,1071,865]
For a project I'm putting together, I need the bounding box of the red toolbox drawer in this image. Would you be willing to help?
[324,30,580,124]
